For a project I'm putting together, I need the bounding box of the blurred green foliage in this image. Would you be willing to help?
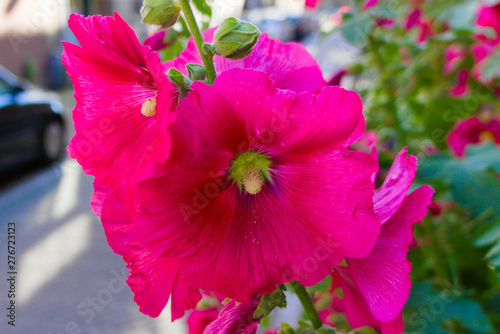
[334,0,500,332]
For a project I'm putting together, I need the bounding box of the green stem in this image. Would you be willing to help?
[178,0,216,84]
[290,281,322,329]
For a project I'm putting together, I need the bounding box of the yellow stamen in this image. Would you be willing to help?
[141,97,156,117]
[479,130,495,143]
[242,166,265,195]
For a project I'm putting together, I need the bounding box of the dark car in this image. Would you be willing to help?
[0,65,65,172]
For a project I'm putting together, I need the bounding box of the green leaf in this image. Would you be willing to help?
[336,12,374,46]
[404,281,493,333]
[418,143,500,218]
[253,286,287,319]
[481,51,500,82]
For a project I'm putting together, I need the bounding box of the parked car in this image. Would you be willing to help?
[0,65,65,172]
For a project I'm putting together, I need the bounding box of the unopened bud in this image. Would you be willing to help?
[213,17,261,60]
[141,0,180,29]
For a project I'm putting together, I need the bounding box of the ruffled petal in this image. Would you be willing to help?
[100,187,201,319]
[338,185,434,324]
[63,13,175,191]
[134,69,379,302]
[373,148,417,225]
[203,296,260,334]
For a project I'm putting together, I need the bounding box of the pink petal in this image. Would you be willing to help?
[100,187,201,319]
[134,68,379,302]
[203,296,260,334]
[187,308,220,334]
[373,148,417,225]
[338,185,434,324]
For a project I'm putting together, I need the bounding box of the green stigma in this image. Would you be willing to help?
[229,151,272,195]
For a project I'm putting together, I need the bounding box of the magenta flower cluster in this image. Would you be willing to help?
[63,12,433,334]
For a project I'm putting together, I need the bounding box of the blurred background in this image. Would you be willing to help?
[0,0,499,333]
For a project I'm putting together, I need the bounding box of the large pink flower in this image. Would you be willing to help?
[333,148,434,333]
[63,13,175,196]
[133,68,380,302]
[447,116,500,157]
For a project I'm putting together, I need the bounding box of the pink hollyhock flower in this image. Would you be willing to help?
[62,13,175,197]
[133,68,380,302]
[203,296,261,334]
[187,307,220,334]
[63,13,200,319]
[169,28,325,94]
[447,116,500,157]
[332,148,434,333]
[144,29,170,51]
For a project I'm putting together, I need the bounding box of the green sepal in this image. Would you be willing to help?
[186,64,206,81]
[141,0,181,29]
[167,68,192,90]
[213,17,261,59]
[202,43,216,55]
[253,286,287,319]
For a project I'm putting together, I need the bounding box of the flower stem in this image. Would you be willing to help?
[290,281,322,329]
[178,0,216,84]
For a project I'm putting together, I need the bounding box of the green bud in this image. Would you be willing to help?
[141,0,181,29]
[213,17,261,60]
[185,64,206,81]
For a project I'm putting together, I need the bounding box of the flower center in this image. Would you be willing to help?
[141,97,156,117]
[229,151,271,195]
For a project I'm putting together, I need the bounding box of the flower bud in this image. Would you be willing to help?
[141,0,181,29]
[212,17,261,60]
[185,64,206,81]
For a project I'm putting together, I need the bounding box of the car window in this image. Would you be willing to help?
[0,78,13,94]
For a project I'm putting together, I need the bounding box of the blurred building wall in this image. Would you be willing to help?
[0,0,141,89]
[0,0,70,88]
